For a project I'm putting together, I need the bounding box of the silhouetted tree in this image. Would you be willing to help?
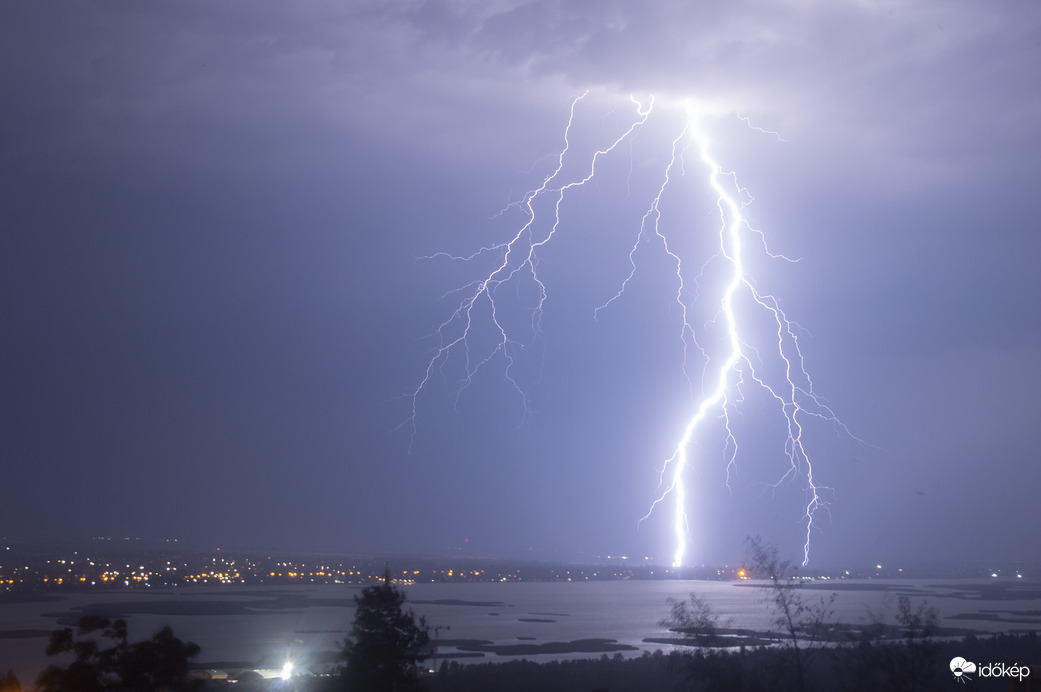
[659,593,730,646]
[746,536,836,692]
[836,594,940,692]
[36,615,200,692]
[342,570,430,691]
[0,669,21,692]
[119,625,201,690]
[891,596,940,691]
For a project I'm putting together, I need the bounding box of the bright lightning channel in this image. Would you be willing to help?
[407,92,857,567]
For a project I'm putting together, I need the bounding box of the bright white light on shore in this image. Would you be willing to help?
[280,661,294,680]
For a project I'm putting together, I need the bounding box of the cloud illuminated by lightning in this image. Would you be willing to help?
[406,92,859,567]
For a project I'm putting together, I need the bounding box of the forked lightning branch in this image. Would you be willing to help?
[407,92,858,567]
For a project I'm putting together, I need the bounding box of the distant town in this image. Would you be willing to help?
[0,536,1034,594]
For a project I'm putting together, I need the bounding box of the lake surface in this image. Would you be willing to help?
[2,578,1039,682]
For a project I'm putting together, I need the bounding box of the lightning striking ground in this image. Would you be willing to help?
[407,92,857,567]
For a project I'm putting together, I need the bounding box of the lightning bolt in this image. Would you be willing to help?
[407,92,859,567]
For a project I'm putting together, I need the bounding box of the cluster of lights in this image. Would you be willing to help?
[3,549,1029,590]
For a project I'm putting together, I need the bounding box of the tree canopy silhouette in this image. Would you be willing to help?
[0,669,20,692]
[36,615,200,692]
[342,570,430,691]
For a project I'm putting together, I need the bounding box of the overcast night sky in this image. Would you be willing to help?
[2,1,1039,568]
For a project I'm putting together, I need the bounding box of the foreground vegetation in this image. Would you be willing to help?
[425,632,1040,692]
[5,623,1036,692]
[3,614,1039,692]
